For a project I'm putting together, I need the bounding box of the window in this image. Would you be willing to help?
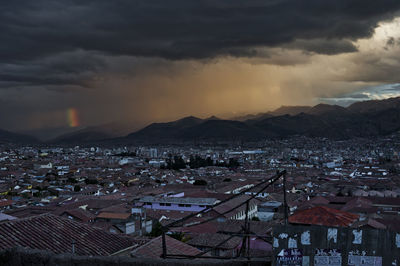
[165,203,171,206]
[185,204,191,207]
[159,203,165,206]
[178,204,185,207]
[199,205,205,208]
[144,202,152,206]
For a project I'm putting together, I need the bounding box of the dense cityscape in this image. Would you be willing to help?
[1,132,400,264]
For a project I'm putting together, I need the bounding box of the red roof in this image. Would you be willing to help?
[61,209,96,223]
[131,235,200,258]
[289,206,359,227]
[0,214,136,256]
[96,212,131,220]
[0,199,13,208]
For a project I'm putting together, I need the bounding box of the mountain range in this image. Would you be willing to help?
[122,97,400,144]
[2,96,400,144]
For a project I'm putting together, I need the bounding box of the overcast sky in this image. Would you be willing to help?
[1,0,400,132]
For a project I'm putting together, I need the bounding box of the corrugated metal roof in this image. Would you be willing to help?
[289,206,359,227]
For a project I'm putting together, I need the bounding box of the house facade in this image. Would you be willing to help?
[137,196,219,212]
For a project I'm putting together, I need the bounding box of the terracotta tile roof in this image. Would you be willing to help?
[5,206,56,218]
[340,197,378,214]
[187,233,241,249]
[368,197,400,207]
[183,191,231,201]
[309,196,330,205]
[175,220,275,236]
[131,235,200,258]
[52,199,122,215]
[0,199,13,208]
[99,203,131,213]
[96,212,131,220]
[352,218,386,230]
[289,206,359,227]
[61,209,96,223]
[0,214,136,256]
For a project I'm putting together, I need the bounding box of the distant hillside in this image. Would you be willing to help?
[51,122,136,144]
[269,106,312,116]
[232,113,273,122]
[0,129,39,144]
[348,97,400,113]
[305,104,348,115]
[232,106,310,122]
[120,97,400,143]
[126,116,203,141]
[20,127,79,142]
[178,119,267,140]
[126,118,267,143]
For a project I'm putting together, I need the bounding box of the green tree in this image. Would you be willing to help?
[193,179,207,186]
[228,158,240,168]
[149,221,163,237]
[85,178,98,185]
[169,232,190,242]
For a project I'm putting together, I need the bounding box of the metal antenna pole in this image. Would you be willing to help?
[162,230,167,259]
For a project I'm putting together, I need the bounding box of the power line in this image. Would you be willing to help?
[161,169,287,260]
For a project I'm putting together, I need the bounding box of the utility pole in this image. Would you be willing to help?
[283,172,288,225]
[242,200,250,258]
[162,229,167,259]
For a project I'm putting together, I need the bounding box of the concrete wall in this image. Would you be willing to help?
[272,225,400,266]
[0,248,271,266]
[257,211,274,221]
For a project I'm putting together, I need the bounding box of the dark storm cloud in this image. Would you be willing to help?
[1,0,400,61]
[0,50,106,88]
[0,0,399,88]
[285,39,358,55]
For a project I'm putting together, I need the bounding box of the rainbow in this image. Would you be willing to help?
[67,108,80,127]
